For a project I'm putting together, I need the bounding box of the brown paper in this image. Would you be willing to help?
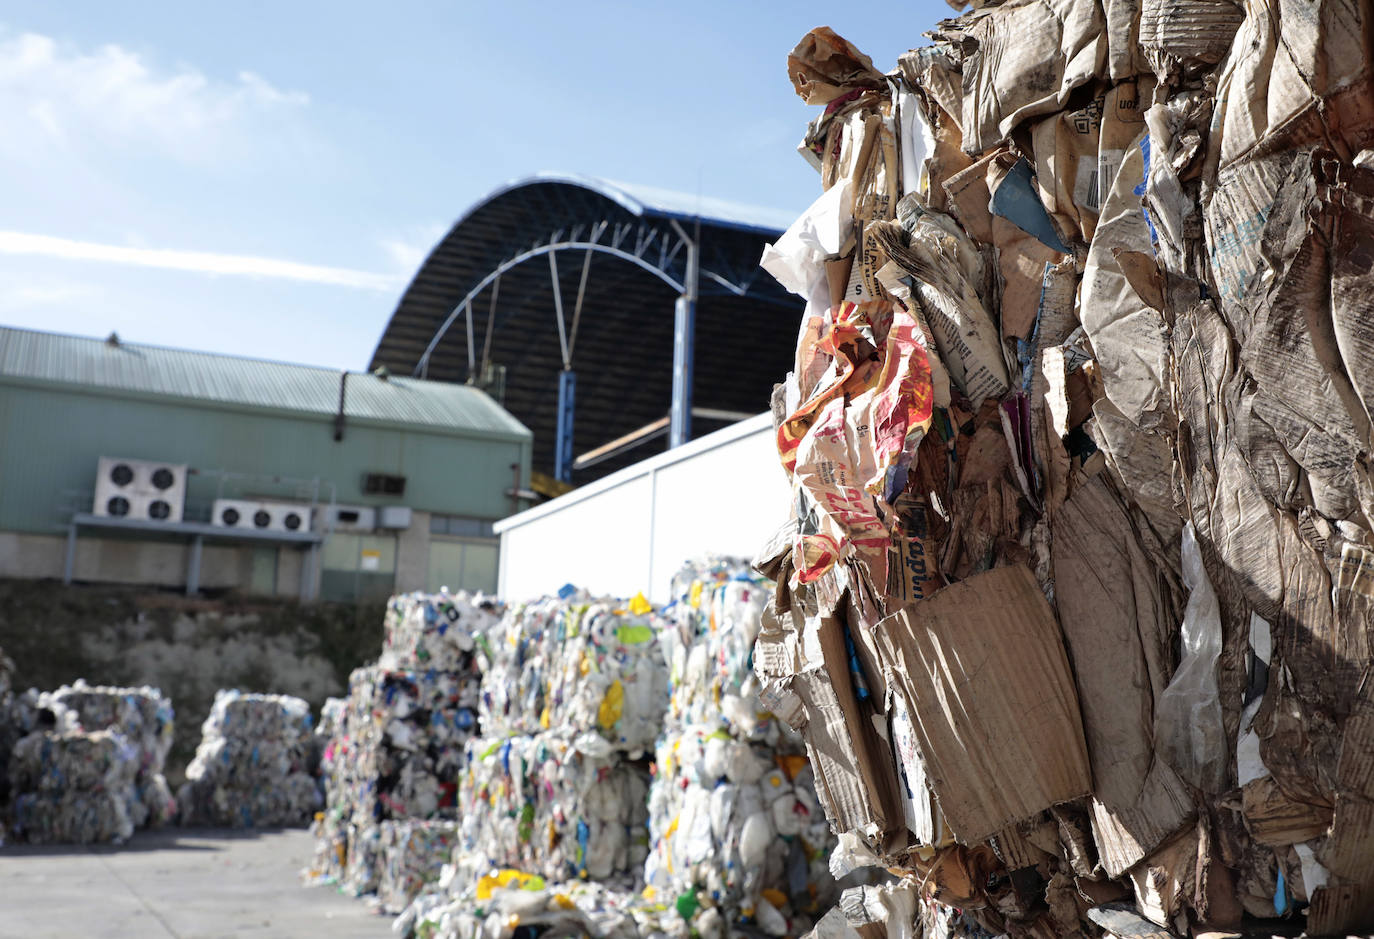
[875,565,1091,845]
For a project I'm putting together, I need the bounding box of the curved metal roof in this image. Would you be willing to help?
[369,174,801,483]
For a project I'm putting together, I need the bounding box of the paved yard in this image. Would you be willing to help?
[0,828,394,939]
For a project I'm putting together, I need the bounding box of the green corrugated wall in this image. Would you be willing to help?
[0,382,531,533]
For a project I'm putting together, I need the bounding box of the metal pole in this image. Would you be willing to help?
[668,221,698,449]
[187,535,203,597]
[670,295,696,448]
[63,522,77,585]
[555,369,577,483]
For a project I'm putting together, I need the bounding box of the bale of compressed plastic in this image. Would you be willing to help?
[335,666,480,823]
[657,560,797,747]
[43,681,175,828]
[478,596,669,754]
[645,726,832,928]
[376,818,462,914]
[646,560,836,932]
[179,689,318,827]
[9,728,138,843]
[455,730,650,884]
[380,591,504,673]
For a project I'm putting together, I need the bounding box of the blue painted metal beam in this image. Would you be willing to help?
[669,296,695,449]
[555,369,577,483]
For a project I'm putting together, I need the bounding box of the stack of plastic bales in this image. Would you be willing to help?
[44,681,175,828]
[309,591,499,907]
[178,690,318,827]
[397,593,670,937]
[645,559,837,936]
[9,722,139,844]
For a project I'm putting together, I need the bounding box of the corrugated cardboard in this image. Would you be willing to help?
[1052,474,1194,876]
[873,564,1090,845]
[793,607,904,844]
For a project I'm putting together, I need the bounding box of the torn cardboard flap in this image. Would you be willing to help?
[874,564,1091,845]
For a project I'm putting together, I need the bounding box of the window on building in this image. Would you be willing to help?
[428,514,496,538]
[426,538,498,594]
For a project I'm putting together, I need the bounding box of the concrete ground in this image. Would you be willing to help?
[0,828,395,939]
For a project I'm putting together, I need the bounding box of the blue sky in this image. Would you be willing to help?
[0,1,948,369]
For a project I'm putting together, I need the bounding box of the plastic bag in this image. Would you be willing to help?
[1154,522,1228,791]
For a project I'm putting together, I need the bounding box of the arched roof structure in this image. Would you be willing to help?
[368,174,800,487]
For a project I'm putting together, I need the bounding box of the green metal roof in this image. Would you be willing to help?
[0,326,530,440]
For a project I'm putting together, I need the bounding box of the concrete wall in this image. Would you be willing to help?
[394,510,432,593]
[0,531,320,597]
[0,580,387,784]
[495,414,790,603]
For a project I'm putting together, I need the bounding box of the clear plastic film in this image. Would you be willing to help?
[1154,522,1228,792]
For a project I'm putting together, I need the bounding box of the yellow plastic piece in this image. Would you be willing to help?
[598,679,625,729]
[629,592,653,615]
[762,888,788,909]
[476,869,545,900]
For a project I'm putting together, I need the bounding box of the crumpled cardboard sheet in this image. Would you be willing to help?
[478,595,669,754]
[381,590,504,673]
[179,689,319,828]
[765,2,1374,933]
[43,681,176,829]
[9,728,138,844]
[453,730,650,885]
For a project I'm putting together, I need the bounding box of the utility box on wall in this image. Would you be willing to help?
[378,506,413,530]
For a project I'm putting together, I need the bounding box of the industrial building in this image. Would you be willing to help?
[0,325,532,601]
[369,175,799,489]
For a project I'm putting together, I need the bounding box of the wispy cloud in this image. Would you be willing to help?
[0,30,310,164]
[378,223,450,276]
[0,231,399,291]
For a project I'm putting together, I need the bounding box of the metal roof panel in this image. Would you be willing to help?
[0,326,531,439]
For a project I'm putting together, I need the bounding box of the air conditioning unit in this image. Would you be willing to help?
[211,499,313,533]
[377,506,413,530]
[318,504,376,533]
[93,457,186,522]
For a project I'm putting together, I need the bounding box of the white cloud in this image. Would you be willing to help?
[0,282,96,310]
[0,230,399,291]
[378,222,450,276]
[0,31,309,163]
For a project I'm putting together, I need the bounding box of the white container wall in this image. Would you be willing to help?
[494,414,789,603]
